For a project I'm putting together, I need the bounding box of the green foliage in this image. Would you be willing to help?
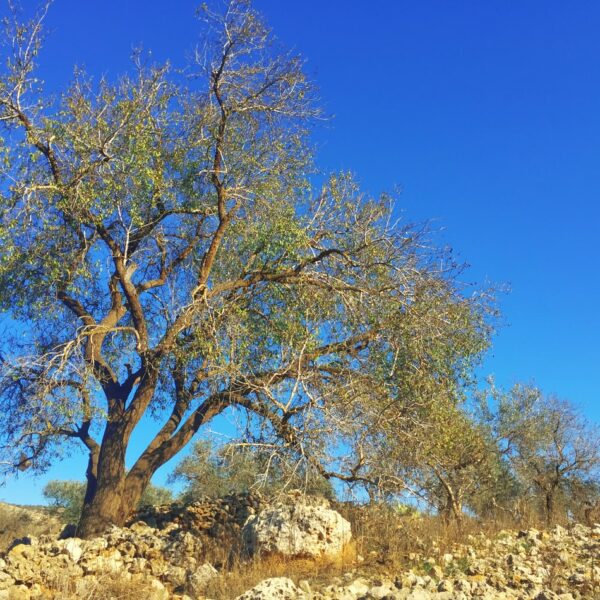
[43,480,86,523]
[137,483,174,508]
[478,383,600,523]
[445,556,471,577]
[393,502,420,517]
[419,560,436,576]
[380,395,504,520]
[171,439,334,501]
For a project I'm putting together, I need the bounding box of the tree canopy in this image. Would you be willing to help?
[0,1,493,536]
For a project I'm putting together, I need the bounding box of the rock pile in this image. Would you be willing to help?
[134,492,264,539]
[237,523,599,599]
[0,493,352,599]
[0,520,211,599]
[0,494,597,600]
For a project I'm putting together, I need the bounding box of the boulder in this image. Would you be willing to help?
[57,538,84,563]
[234,577,305,600]
[343,578,370,596]
[242,495,351,558]
[188,562,218,595]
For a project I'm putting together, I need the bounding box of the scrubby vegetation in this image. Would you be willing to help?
[0,495,598,599]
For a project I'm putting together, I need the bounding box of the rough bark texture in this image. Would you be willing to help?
[77,424,131,538]
[77,473,150,538]
[545,489,556,525]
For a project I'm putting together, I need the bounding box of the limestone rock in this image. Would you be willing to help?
[367,580,399,599]
[242,495,351,558]
[0,495,599,600]
[343,578,370,596]
[234,577,305,600]
[188,562,218,595]
[57,538,84,563]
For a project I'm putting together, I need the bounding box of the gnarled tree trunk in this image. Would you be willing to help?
[77,422,137,538]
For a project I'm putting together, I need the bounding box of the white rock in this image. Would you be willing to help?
[81,548,123,574]
[164,564,187,586]
[243,496,351,558]
[369,581,400,599]
[147,577,169,600]
[234,577,305,600]
[59,538,84,563]
[437,579,453,593]
[343,578,370,595]
[5,585,30,600]
[0,571,15,591]
[552,525,567,538]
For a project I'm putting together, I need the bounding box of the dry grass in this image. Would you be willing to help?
[0,503,62,553]
[38,571,167,600]
[338,503,528,570]
[200,504,536,599]
[203,544,358,598]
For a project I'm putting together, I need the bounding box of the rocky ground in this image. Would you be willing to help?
[241,523,600,599]
[0,495,597,599]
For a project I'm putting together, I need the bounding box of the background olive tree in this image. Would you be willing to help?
[0,0,493,537]
[360,392,504,522]
[480,383,600,524]
[408,402,501,523]
[171,439,333,501]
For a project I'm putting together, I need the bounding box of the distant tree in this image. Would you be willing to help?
[465,455,523,522]
[171,439,334,501]
[482,384,600,524]
[43,479,172,523]
[0,1,493,537]
[137,481,174,507]
[417,404,500,522]
[43,480,85,523]
[565,476,600,525]
[379,396,502,522]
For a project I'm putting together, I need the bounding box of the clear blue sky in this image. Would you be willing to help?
[1,0,599,504]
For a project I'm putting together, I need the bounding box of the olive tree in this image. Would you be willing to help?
[483,384,600,524]
[413,403,500,522]
[171,439,333,500]
[368,395,502,522]
[0,1,492,537]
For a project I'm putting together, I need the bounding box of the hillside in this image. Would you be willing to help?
[0,495,598,599]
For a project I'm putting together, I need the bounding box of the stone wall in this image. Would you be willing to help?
[132,492,265,539]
